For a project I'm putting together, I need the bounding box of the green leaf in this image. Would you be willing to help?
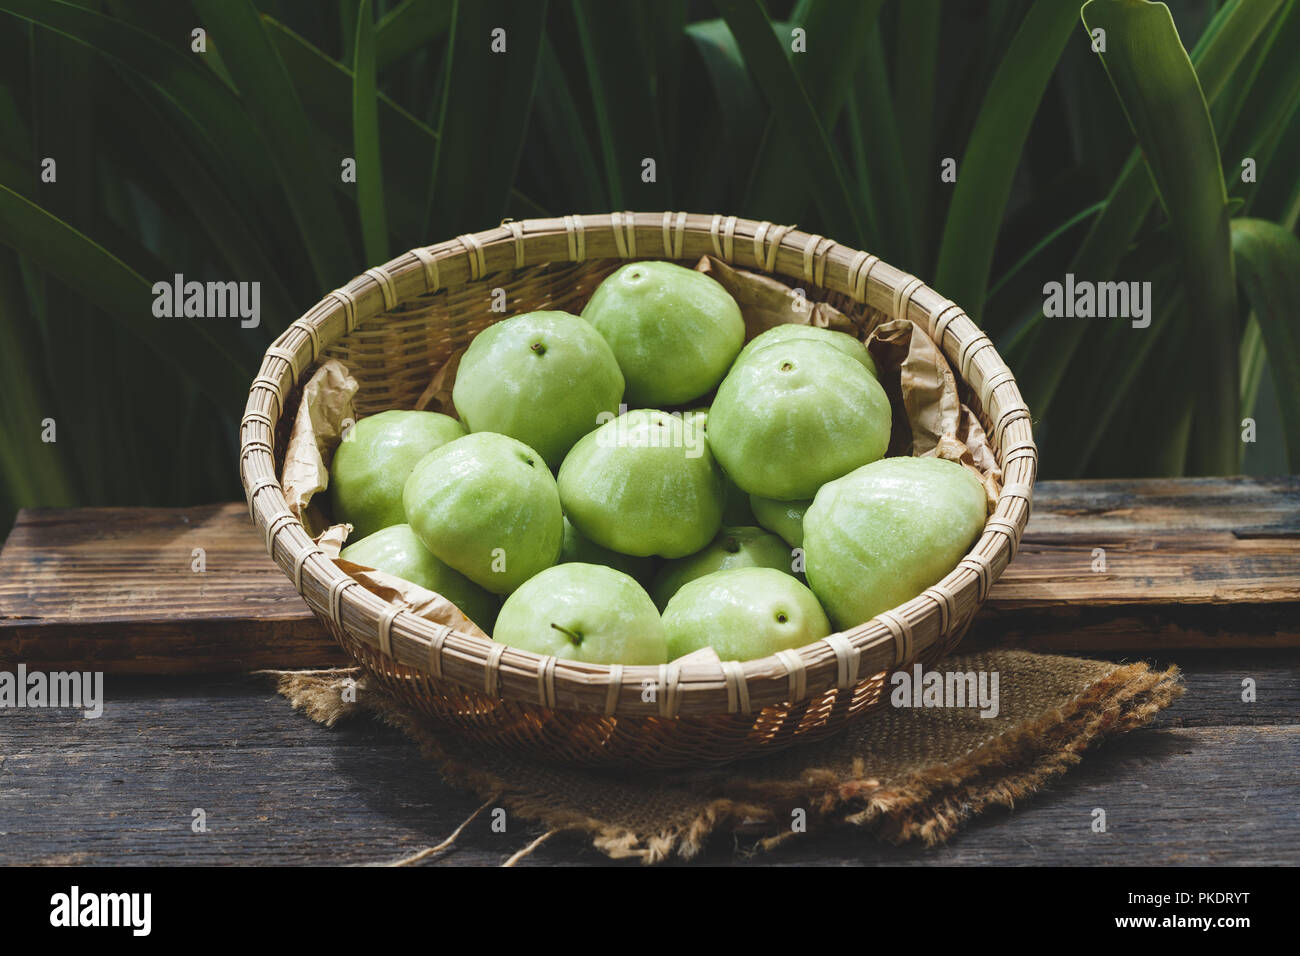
[1239,314,1265,417]
[684,18,766,190]
[846,22,913,267]
[713,0,864,246]
[569,0,671,209]
[1081,0,1237,475]
[987,200,1105,302]
[1014,0,1281,427]
[1230,218,1300,469]
[264,16,434,241]
[375,0,453,70]
[1224,1,1300,215]
[932,0,1079,323]
[742,0,884,230]
[102,75,299,329]
[0,0,278,208]
[193,0,356,289]
[426,0,547,238]
[534,36,607,210]
[892,0,940,264]
[0,184,249,410]
[0,249,78,509]
[352,0,389,264]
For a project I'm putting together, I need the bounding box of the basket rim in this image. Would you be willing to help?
[239,212,1037,719]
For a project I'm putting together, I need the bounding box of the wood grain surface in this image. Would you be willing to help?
[1,477,1297,674]
[0,651,1294,865]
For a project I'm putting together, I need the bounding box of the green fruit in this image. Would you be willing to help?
[557,409,725,559]
[340,524,499,630]
[329,410,466,540]
[581,261,744,406]
[737,324,877,378]
[560,516,655,583]
[403,432,563,595]
[708,339,891,500]
[683,406,755,525]
[749,494,812,548]
[662,567,831,662]
[452,310,625,469]
[650,526,796,610]
[493,563,667,665]
[803,456,987,630]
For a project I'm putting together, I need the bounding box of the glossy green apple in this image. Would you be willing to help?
[329,409,466,540]
[803,456,987,630]
[340,524,499,630]
[492,563,667,665]
[737,324,877,378]
[557,409,725,559]
[749,494,812,548]
[581,261,744,406]
[650,526,796,610]
[708,339,891,500]
[662,567,831,662]
[452,310,624,469]
[403,432,563,595]
[560,516,656,583]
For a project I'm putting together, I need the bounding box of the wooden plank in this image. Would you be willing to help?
[0,658,1295,865]
[966,476,1300,651]
[0,505,347,674]
[1,476,1297,674]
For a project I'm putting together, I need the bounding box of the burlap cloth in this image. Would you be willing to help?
[268,649,1181,864]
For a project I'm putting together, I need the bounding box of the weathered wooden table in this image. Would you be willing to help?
[1,477,1296,865]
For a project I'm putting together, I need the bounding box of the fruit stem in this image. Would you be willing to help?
[550,622,583,646]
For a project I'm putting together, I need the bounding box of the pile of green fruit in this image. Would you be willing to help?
[332,261,987,667]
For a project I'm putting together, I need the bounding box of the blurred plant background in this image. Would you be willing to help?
[1,0,1297,532]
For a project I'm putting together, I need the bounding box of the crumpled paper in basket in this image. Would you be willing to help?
[278,360,490,640]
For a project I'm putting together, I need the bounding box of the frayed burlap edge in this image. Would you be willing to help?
[266,661,1181,864]
[737,661,1184,852]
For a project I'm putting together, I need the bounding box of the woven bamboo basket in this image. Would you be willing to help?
[240,212,1037,769]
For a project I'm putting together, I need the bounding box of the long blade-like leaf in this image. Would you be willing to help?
[742,0,884,229]
[713,0,864,246]
[932,0,1079,322]
[352,0,388,264]
[1231,218,1300,469]
[684,17,766,207]
[0,240,77,509]
[892,0,939,265]
[425,0,547,238]
[1224,1,1300,215]
[194,0,356,289]
[0,184,248,409]
[534,36,607,211]
[0,0,277,207]
[1082,0,1237,475]
[846,21,912,267]
[1015,0,1283,421]
[375,0,453,70]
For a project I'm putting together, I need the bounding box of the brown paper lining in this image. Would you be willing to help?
[278,360,488,640]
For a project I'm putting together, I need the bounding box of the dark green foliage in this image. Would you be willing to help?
[0,0,1296,532]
